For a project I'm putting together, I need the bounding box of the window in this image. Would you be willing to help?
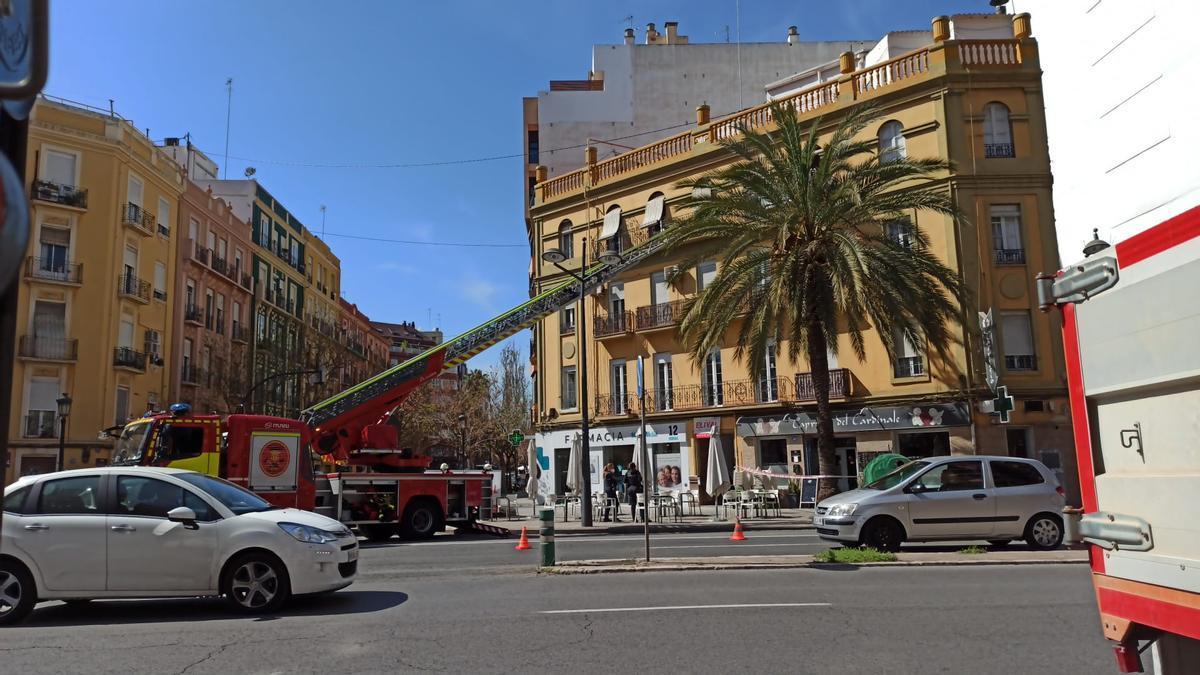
[654,353,673,411]
[759,439,788,472]
[1001,311,1036,371]
[31,300,66,342]
[560,306,576,334]
[115,386,130,426]
[119,317,135,349]
[43,148,77,186]
[912,460,984,492]
[759,343,779,402]
[158,426,207,464]
[4,486,30,514]
[183,337,193,371]
[885,218,913,249]
[696,261,716,292]
[37,475,100,514]
[703,349,723,406]
[232,300,242,332]
[600,206,623,254]
[38,226,70,278]
[153,262,167,301]
[234,249,243,278]
[609,282,625,315]
[990,460,1044,488]
[893,327,924,377]
[157,197,171,236]
[218,238,227,263]
[650,271,668,306]
[878,121,906,163]
[185,279,196,310]
[177,472,270,516]
[258,212,271,246]
[127,173,144,208]
[983,103,1014,158]
[644,193,666,236]
[206,229,216,256]
[188,217,199,245]
[897,431,951,458]
[561,366,578,410]
[557,221,573,258]
[205,289,214,329]
[24,376,59,438]
[990,204,1024,264]
[527,129,539,164]
[610,360,628,413]
[216,293,226,334]
[117,476,208,519]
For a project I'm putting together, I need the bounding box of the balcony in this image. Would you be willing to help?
[116,274,151,303]
[184,303,203,325]
[635,300,685,331]
[24,256,82,285]
[985,143,1015,159]
[180,364,204,386]
[795,368,852,401]
[594,392,634,417]
[594,310,633,338]
[1005,354,1038,371]
[18,335,78,361]
[994,248,1026,265]
[212,255,229,276]
[113,347,147,371]
[32,180,88,209]
[893,356,925,379]
[231,323,250,344]
[191,241,210,265]
[122,203,155,236]
[23,411,57,439]
[241,273,254,290]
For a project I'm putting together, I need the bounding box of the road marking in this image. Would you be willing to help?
[540,602,831,615]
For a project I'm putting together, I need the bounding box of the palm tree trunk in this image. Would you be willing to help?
[806,314,839,502]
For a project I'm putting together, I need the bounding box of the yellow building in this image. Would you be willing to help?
[6,97,184,482]
[528,14,1079,503]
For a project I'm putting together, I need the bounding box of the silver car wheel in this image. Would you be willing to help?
[230,561,279,609]
[0,570,22,616]
[1031,518,1060,547]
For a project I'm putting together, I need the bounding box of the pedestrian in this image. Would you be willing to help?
[625,462,644,521]
[602,462,621,522]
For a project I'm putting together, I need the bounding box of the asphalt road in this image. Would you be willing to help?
[1,537,1112,674]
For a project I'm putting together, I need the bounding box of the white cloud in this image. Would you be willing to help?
[460,278,500,307]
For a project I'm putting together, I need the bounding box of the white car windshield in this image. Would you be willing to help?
[863,460,929,490]
[176,472,276,515]
[112,422,151,464]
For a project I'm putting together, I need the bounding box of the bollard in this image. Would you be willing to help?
[539,507,556,567]
[1062,506,1084,546]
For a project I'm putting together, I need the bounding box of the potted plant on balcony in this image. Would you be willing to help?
[786,480,801,509]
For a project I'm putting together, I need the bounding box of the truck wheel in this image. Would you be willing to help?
[400,500,444,540]
[0,559,38,626]
[1024,513,1064,551]
[359,524,396,543]
[222,552,291,614]
[859,517,905,552]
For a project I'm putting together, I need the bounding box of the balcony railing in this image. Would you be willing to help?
[1005,354,1038,371]
[594,392,634,417]
[231,323,250,344]
[180,364,205,386]
[594,310,633,337]
[994,248,1026,265]
[19,335,78,361]
[116,274,151,303]
[212,256,229,276]
[559,318,576,335]
[32,180,88,208]
[122,203,155,235]
[241,273,253,290]
[184,303,202,324]
[635,299,686,331]
[985,143,1015,158]
[25,256,82,284]
[795,368,851,401]
[113,347,147,371]
[23,411,57,439]
[893,356,925,378]
[193,241,211,265]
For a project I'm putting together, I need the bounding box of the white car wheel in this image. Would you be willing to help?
[0,561,37,625]
[1025,514,1064,550]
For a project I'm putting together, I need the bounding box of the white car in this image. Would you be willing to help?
[1,467,357,625]
[814,455,1066,552]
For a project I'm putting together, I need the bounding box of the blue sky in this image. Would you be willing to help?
[48,0,980,371]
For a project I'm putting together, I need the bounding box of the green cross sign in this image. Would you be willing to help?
[508,430,525,446]
[992,386,1015,424]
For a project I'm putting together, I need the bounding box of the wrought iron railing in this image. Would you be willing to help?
[113,347,147,370]
[184,303,202,324]
[116,274,151,302]
[32,179,88,208]
[994,248,1026,265]
[25,256,82,284]
[18,335,78,361]
[795,368,851,401]
[635,299,686,331]
[231,323,250,343]
[181,364,201,385]
[985,143,1015,158]
[123,203,155,234]
[594,310,633,337]
[1005,354,1038,371]
[23,411,57,439]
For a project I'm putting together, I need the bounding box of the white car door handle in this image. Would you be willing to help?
[110,524,137,532]
[23,523,49,531]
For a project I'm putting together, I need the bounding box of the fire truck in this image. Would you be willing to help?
[1039,207,1200,672]
[108,230,672,540]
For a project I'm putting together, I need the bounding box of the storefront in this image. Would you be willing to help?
[534,420,691,498]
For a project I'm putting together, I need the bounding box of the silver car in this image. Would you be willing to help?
[814,455,1066,551]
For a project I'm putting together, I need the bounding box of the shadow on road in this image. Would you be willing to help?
[22,590,409,627]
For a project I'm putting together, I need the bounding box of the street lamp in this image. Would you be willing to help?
[55,393,72,472]
[457,413,467,468]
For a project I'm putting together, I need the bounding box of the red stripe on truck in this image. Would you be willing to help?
[1115,203,1200,268]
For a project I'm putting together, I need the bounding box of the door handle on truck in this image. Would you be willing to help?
[23,523,49,531]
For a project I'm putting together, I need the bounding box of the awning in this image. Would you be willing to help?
[642,195,664,228]
[599,208,621,240]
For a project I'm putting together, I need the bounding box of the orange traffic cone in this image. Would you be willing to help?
[730,518,746,541]
[515,526,532,551]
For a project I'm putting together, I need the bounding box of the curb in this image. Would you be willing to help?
[475,522,815,537]
[538,556,1088,574]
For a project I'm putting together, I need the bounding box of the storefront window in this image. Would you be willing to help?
[758,438,788,473]
[897,431,950,458]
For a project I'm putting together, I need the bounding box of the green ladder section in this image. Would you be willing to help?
[300,232,672,430]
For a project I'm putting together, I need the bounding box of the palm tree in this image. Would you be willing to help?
[659,102,969,501]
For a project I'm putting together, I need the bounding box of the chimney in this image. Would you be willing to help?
[664,21,678,44]
[645,22,658,44]
[623,27,635,45]
[787,26,799,44]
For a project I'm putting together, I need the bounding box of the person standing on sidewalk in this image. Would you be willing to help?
[625,462,643,521]
[602,463,621,522]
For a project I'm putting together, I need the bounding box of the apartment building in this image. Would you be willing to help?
[5,97,184,482]
[527,13,1079,502]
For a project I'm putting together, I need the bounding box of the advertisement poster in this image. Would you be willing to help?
[651,448,687,494]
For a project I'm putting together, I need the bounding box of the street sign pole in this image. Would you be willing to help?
[637,356,649,562]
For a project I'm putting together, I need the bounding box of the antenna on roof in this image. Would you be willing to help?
[622,15,633,29]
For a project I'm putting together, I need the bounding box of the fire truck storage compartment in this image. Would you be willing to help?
[447,481,466,521]
[339,479,400,524]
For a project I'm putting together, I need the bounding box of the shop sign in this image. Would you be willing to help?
[736,402,971,436]
[543,422,687,448]
[693,417,721,439]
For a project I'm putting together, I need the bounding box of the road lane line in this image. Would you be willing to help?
[540,602,831,614]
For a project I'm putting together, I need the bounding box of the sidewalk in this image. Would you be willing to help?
[540,549,1089,574]
[478,497,813,536]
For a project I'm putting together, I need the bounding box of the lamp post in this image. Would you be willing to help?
[55,393,72,472]
[542,239,623,527]
[457,413,467,468]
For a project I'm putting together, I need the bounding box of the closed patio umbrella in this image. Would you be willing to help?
[706,435,732,519]
[566,435,583,495]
